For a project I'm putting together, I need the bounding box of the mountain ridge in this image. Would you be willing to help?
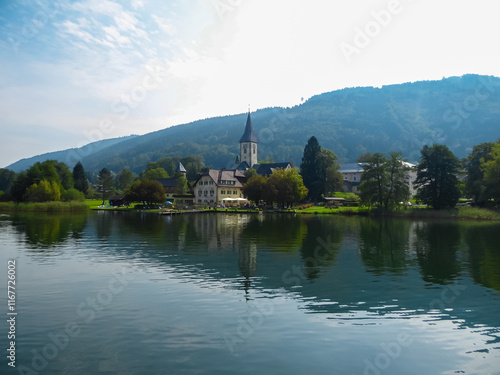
[6,74,500,173]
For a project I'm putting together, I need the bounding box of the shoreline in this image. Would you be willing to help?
[1,201,499,221]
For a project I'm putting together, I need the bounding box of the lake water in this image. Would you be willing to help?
[1,212,499,375]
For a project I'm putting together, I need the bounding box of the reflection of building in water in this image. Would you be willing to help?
[239,242,257,298]
[190,213,252,250]
[189,213,259,297]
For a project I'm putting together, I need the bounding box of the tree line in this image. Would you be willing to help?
[355,141,500,209]
[1,138,499,209]
[0,155,205,205]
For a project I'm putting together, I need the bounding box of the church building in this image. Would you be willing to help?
[193,111,292,205]
[235,111,292,175]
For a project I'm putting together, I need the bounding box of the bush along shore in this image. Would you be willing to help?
[0,201,88,212]
[293,205,500,221]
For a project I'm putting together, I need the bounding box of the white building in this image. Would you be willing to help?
[340,161,418,196]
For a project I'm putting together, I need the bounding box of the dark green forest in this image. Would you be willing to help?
[6,74,500,174]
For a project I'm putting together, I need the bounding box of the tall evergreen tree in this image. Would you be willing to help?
[359,152,410,208]
[73,162,89,194]
[415,144,461,209]
[359,153,389,207]
[300,136,323,201]
[96,168,115,204]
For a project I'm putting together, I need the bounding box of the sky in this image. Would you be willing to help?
[1,0,500,168]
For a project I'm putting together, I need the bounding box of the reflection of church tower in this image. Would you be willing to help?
[238,243,257,299]
[239,111,258,168]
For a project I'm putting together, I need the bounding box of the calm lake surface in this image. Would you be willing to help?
[1,212,499,375]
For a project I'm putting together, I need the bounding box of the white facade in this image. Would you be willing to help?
[240,141,258,168]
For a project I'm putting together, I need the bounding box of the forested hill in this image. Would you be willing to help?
[8,74,500,173]
[7,135,138,173]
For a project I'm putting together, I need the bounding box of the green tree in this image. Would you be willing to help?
[319,149,343,194]
[10,161,65,202]
[242,174,268,204]
[0,169,16,194]
[10,171,30,202]
[25,180,61,202]
[481,142,500,205]
[266,168,308,208]
[115,169,136,192]
[141,163,169,180]
[125,179,166,206]
[385,152,410,207]
[325,166,344,194]
[48,160,74,190]
[359,152,410,208]
[244,167,257,179]
[464,141,499,205]
[175,174,188,195]
[359,153,389,207]
[300,136,323,201]
[180,155,205,182]
[415,144,461,209]
[258,157,274,164]
[61,188,85,202]
[73,162,89,194]
[96,168,115,204]
[27,161,60,186]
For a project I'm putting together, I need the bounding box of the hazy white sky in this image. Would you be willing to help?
[1,0,500,168]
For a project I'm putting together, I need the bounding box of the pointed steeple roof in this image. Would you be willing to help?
[239,112,258,143]
[175,162,187,173]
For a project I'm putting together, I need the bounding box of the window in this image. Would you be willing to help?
[204,191,208,195]
[253,145,256,154]
[210,200,214,203]
[221,190,225,194]
[210,181,214,185]
[204,181,208,185]
[233,190,237,195]
[210,190,214,195]
[198,199,201,203]
[353,177,356,181]
[198,191,202,196]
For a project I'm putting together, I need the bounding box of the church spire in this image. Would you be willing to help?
[239,110,258,168]
[239,111,258,143]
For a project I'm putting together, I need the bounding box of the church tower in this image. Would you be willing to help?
[239,111,258,168]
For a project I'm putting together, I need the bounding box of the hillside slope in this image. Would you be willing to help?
[6,135,138,172]
[8,75,500,173]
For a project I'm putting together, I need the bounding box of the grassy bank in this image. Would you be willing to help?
[389,206,500,220]
[0,201,89,212]
[295,204,500,220]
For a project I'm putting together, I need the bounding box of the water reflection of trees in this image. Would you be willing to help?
[359,218,412,275]
[8,212,87,249]
[415,221,462,284]
[464,224,500,292]
[299,216,345,280]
